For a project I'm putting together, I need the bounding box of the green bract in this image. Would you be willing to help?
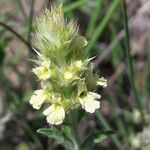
[29,4,107,125]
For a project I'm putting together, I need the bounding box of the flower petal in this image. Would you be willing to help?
[33,66,51,80]
[43,104,65,125]
[43,104,55,116]
[97,77,107,87]
[89,92,101,99]
[79,92,101,113]
[84,99,100,113]
[29,90,47,109]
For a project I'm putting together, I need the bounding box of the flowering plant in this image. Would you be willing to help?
[29,4,107,126]
[28,4,115,149]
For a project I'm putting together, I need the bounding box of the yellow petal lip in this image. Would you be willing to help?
[64,71,73,80]
[43,104,65,125]
[75,60,82,68]
[29,90,47,109]
[97,77,107,88]
[33,66,51,80]
[79,92,101,113]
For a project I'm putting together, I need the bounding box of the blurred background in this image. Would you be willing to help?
[0,0,150,149]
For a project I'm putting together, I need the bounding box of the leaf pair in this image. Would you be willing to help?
[37,127,115,150]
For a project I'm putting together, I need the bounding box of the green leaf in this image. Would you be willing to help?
[62,126,73,142]
[93,131,114,144]
[80,130,115,149]
[37,127,74,149]
[37,128,65,144]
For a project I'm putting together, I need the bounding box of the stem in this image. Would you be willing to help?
[72,116,80,150]
[122,0,143,113]
[0,21,36,54]
[72,139,79,150]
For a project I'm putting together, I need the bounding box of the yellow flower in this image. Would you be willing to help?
[74,60,83,68]
[64,71,73,80]
[79,92,101,113]
[33,58,51,80]
[29,90,48,109]
[43,104,65,125]
[33,66,51,80]
[97,77,107,87]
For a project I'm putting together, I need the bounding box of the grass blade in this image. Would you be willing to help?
[86,0,102,38]
[122,0,143,113]
[64,0,87,13]
[96,111,123,150]
[84,0,119,57]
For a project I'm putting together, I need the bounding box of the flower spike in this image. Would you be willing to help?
[29,4,107,125]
